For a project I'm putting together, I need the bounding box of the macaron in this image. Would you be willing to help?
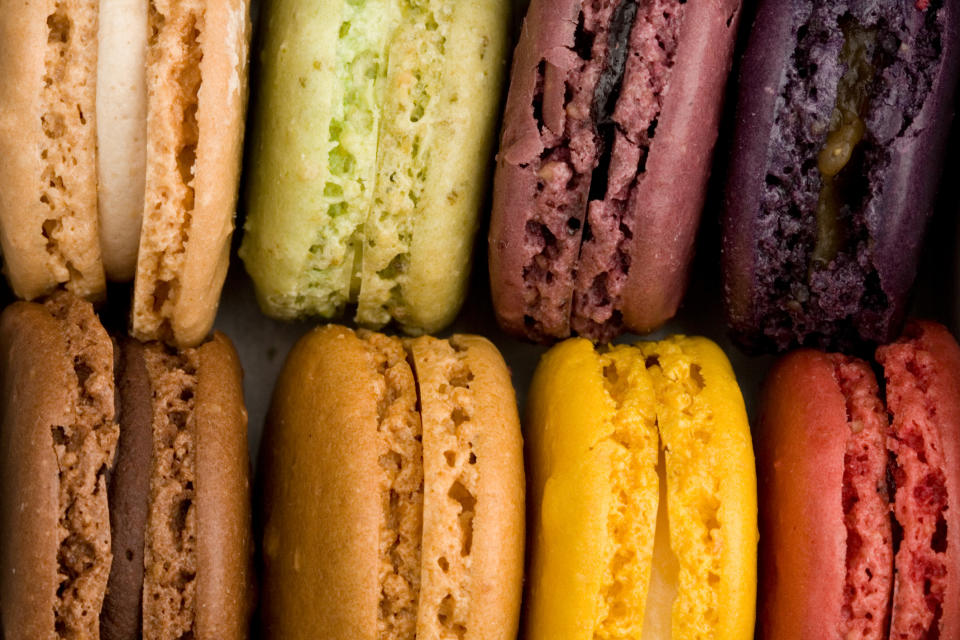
[489,0,743,343]
[258,325,524,639]
[241,0,510,334]
[0,2,251,346]
[524,335,757,638]
[0,292,253,639]
[723,1,960,352]
[757,321,960,639]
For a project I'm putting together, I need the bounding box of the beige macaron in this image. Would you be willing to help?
[0,1,250,346]
[259,325,525,640]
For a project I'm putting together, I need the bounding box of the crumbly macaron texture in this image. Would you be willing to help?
[525,336,757,640]
[46,293,119,638]
[133,0,250,347]
[407,335,524,640]
[830,354,893,640]
[141,343,200,640]
[878,322,960,640]
[0,1,106,301]
[241,0,509,333]
[0,295,118,639]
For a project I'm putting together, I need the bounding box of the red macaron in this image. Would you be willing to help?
[757,320,960,639]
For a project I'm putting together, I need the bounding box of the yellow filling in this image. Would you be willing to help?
[813,20,876,265]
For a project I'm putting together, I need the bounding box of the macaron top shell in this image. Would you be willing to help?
[0,294,118,639]
[757,349,893,639]
[132,0,251,347]
[877,321,960,639]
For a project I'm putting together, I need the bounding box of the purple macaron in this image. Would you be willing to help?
[723,0,960,352]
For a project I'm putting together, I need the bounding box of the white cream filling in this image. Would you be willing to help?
[96,0,147,281]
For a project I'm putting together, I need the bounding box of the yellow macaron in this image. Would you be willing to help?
[525,335,757,639]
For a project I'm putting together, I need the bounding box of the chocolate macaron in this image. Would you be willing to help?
[489,0,742,342]
[723,1,960,352]
[0,293,253,639]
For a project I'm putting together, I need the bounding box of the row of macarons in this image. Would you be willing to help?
[1,1,956,354]
[1,291,956,639]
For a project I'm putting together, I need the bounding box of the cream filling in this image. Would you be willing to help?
[96,0,148,281]
[640,448,680,639]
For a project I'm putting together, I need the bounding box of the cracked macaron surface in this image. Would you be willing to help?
[723,0,960,352]
[524,335,757,639]
[241,0,510,335]
[757,321,960,639]
[489,0,741,343]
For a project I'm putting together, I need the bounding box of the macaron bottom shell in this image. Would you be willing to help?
[525,336,757,640]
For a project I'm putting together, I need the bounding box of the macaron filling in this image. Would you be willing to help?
[134,0,205,341]
[830,354,893,639]
[96,0,148,281]
[879,334,950,639]
[813,19,875,267]
[518,0,685,341]
[45,294,119,638]
[101,340,201,639]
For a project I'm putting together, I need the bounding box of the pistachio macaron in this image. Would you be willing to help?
[240,0,510,334]
[0,292,253,639]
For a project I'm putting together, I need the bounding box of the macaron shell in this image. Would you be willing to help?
[406,335,524,640]
[258,325,390,640]
[618,0,740,334]
[0,303,73,638]
[193,332,253,639]
[132,0,250,347]
[0,3,105,301]
[524,338,659,640]
[361,0,509,334]
[878,321,960,639]
[640,336,757,639]
[0,296,118,639]
[756,350,853,639]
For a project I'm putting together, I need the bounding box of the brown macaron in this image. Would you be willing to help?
[0,1,250,347]
[259,325,525,640]
[0,292,253,639]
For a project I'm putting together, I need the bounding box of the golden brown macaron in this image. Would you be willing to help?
[0,292,253,639]
[0,1,250,347]
[259,325,525,640]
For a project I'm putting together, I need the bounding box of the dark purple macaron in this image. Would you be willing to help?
[723,0,960,353]
[489,0,742,343]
